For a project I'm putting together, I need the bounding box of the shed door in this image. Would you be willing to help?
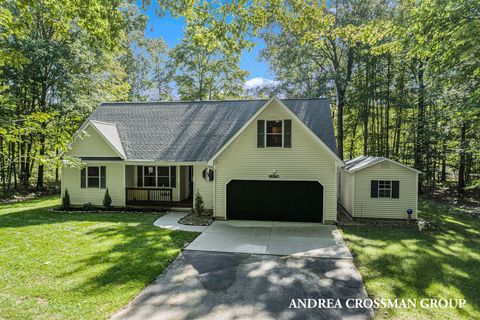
[226,180,323,222]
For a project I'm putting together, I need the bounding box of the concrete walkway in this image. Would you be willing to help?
[153,212,208,232]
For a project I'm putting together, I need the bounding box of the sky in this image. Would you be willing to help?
[138,3,275,89]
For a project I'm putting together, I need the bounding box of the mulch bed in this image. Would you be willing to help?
[178,213,213,226]
[51,207,168,214]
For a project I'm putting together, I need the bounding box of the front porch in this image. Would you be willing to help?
[125,164,194,208]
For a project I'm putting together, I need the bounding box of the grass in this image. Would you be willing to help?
[0,195,198,320]
[340,199,480,319]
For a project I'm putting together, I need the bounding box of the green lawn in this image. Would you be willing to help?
[340,199,480,319]
[0,196,198,320]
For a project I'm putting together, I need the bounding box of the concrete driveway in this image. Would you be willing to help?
[185,220,352,259]
[112,251,373,320]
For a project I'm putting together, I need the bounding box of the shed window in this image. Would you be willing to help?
[371,180,400,198]
[266,120,283,147]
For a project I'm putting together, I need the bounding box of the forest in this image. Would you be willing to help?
[0,0,479,199]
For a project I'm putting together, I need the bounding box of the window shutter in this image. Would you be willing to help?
[392,181,400,198]
[170,166,176,188]
[80,168,86,188]
[371,180,378,198]
[284,119,292,148]
[100,166,106,189]
[137,166,143,187]
[257,120,265,148]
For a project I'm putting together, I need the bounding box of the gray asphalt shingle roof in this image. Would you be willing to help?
[86,98,337,162]
[344,156,385,171]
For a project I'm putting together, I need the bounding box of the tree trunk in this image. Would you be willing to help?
[457,121,467,195]
[36,136,45,190]
[415,61,426,193]
[441,139,447,182]
[336,90,345,160]
[385,54,391,158]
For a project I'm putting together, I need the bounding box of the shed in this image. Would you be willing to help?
[339,156,421,220]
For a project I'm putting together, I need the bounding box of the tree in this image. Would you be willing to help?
[169,29,248,100]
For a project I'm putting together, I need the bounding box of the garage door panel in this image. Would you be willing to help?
[226,180,323,222]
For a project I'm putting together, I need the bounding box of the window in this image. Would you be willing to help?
[266,120,283,147]
[257,120,292,148]
[371,180,400,198]
[378,180,391,197]
[157,166,170,187]
[137,166,176,188]
[81,166,106,189]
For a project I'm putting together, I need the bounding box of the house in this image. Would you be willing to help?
[62,97,342,223]
[339,156,420,220]
[61,96,420,223]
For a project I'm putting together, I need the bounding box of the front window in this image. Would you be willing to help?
[87,167,100,188]
[144,166,156,187]
[378,180,392,198]
[141,166,171,187]
[266,120,283,147]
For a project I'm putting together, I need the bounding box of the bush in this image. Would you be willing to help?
[83,202,95,211]
[103,188,112,208]
[193,189,205,216]
[62,189,71,209]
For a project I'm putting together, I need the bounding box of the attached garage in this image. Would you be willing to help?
[226,180,323,222]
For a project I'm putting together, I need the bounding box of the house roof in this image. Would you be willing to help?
[89,120,126,159]
[83,98,337,162]
[344,156,421,174]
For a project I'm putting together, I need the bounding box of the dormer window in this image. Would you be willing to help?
[257,119,292,148]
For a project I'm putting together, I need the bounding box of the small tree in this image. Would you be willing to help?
[193,189,205,215]
[103,188,112,208]
[62,189,71,209]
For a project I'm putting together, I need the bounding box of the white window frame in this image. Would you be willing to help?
[265,120,284,148]
[142,165,171,188]
[378,180,392,198]
[86,166,102,188]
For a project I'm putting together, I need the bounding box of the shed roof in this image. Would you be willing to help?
[344,156,421,174]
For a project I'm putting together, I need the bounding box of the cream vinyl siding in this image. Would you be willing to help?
[353,161,418,219]
[66,126,119,157]
[193,164,214,210]
[61,161,125,206]
[213,100,337,222]
[339,169,354,215]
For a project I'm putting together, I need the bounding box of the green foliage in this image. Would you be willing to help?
[82,202,95,211]
[193,189,205,216]
[103,188,112,208]
[0,195,198,319]
[61,189,70,209]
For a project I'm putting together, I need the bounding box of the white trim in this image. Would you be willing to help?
[208,96,343,165]
[208,97,276,164]
[223,178,326,224]
[125,160,205,165]
[415,173,419,220]
[347,158,421,174]
[352,171,356,217]
[84,165,104,189]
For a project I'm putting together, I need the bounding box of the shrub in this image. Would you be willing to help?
[103,188,112,208]
[193,189,205,215]
[83,202,95,211]
[62,189,71,209]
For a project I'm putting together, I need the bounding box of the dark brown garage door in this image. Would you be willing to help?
[226,180,323,222]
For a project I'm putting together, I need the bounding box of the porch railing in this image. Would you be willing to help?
[126,188,172,204]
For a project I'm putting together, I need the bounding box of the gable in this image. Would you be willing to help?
[356,160,418,177]
[209,98,342,164]
[214,98,340,165]
[66,126,120,158]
